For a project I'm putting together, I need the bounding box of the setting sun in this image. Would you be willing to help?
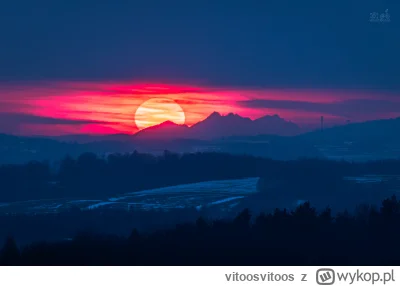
[134,98,186,130]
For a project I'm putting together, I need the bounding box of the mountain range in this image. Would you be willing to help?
[134,112,301,140]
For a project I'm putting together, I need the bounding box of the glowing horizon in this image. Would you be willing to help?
[0,81,399,136]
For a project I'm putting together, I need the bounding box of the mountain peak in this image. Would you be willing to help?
[208,111,222,118]
[258,114,280,119]
[227,112,240,117]
[143,120,189,129]
[159,120,179,127]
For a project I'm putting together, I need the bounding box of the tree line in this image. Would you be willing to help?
[2,196,400,265]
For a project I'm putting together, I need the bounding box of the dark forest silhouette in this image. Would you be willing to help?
[2,196,400,265]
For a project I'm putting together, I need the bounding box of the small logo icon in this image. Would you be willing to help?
[316,268,335,285]
[370,9,390,23]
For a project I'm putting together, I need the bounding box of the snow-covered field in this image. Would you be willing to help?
[3,175,399,215]
[0,178,259,214]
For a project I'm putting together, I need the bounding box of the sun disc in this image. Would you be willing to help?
[135,98,185,130]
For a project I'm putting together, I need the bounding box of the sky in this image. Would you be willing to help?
[0,1,399,136]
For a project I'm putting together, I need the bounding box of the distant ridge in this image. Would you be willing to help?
[299,116,400,143]
[50,133,135,143]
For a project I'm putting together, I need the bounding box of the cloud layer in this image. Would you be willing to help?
[0,1,398,91]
